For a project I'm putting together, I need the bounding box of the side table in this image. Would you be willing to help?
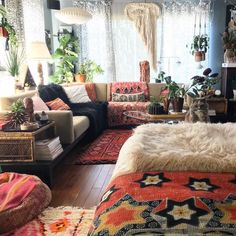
[0,121,62,187]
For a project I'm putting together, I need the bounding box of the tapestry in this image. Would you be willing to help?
[3,207,95,236]
[75,129,132,164]
[89,171,236,235]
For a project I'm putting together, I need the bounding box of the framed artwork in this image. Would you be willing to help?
[17,64,36,90]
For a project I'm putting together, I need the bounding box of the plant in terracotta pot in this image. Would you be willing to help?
[75,59,104,83]
[190,34,209,62]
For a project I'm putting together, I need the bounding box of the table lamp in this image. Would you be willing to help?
[27,42,52,86]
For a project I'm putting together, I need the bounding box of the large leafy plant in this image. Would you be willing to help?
[190,34,209,55]
[50,32,79,84]
[187,68,219,98]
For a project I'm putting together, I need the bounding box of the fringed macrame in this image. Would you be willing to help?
[124,3,161,71]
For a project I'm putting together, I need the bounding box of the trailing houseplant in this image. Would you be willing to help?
[190,34,209,62]
[75,59,104,83]
[50,31,79,84]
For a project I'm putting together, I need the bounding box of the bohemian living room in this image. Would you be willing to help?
[1,0,236,235]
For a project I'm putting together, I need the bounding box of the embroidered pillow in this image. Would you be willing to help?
[85,83,97,101]
[112,92,145,102]
[46,98,70,110]
[110,82,149,101]
[32,96,49,111]
[64,85,91,103]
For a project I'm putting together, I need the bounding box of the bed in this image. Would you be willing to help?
[89,123,236,235]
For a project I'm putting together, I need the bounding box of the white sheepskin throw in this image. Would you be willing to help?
[124,3,161,71]
[112,122,236,179]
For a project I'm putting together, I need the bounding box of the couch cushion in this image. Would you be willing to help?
[73,116,90,139]
[108,101,150,127]
[64,85,91,103]
[112,92,145,102]
[32,96,49,111]
[94,83,107,102]
[110,82,149,100]
[46,98,70,110]
[85,83,97,101]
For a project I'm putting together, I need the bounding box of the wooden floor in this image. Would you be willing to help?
[50,153,115,208]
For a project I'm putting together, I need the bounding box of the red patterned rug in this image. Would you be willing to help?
[74,129,132,164]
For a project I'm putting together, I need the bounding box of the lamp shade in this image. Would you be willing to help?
[55,7,92,25]
[27,42,51,61]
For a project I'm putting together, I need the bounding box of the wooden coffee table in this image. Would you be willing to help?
[123,110,186,123]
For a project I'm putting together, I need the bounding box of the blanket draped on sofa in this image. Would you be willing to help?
[38,84,107,142]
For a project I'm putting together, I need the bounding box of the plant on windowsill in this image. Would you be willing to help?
[190,34,209,62]
[75,59,104,83]
[50,31,79,84]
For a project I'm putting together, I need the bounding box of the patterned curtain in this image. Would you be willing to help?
[73,0,116,82]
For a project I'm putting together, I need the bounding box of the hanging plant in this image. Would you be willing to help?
[190,34,209,62]
[0,5,17,47]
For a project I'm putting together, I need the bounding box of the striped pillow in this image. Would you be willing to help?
[46,98,70,110]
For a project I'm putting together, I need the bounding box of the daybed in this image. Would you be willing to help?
[89,122,236,235]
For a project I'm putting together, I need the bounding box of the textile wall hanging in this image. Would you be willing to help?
[124,3,161,71]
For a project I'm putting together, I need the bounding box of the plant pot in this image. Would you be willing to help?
[224,49,235,63]
[148,103,164,115]
[0,27,8,38]
[162,97,170,114]
[75,74,86,83]
[171,97,184,112]
[194,51,203,62]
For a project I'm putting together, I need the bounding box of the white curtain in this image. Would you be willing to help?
[73,0,212,83]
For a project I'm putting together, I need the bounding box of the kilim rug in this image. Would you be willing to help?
[75,129,133,164]
[3,207,95,236]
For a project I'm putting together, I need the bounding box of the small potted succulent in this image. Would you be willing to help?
[148,96,164,115]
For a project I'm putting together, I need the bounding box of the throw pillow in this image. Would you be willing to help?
[46,98,70,110]
[32,96,49,111]
[85,83,97,101]
[111,82,149,100]
[38,84,71,106]
[112,92,145,102]
[64,85,91,103]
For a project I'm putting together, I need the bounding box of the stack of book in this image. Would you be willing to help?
[35,136,63,160]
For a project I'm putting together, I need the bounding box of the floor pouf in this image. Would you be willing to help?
[0,172,52,234]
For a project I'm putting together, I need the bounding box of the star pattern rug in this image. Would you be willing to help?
[74,129,132,164]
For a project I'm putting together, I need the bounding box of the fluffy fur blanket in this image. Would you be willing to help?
[112,122,236,179]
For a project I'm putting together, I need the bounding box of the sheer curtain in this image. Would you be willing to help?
[73,0,212,83]
[73,0,116,82]
[160,1,211,83]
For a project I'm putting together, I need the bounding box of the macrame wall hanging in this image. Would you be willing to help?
[124,3,161,71]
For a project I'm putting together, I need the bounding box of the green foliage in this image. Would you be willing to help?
[77,59,104,82]
[187,68,219,98]
[0,5,17,46]
[50,31,79,84]
[6,46,24,77]
[190,34,209,55]
[159,71,186,99]
[10,99,24,113]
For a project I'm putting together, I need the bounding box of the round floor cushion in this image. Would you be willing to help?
[0,172,51,234]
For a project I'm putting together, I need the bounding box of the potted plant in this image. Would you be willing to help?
[221,23,236,63]
[5,45,24,80]
[191,34,209,62]
[160,71,186,112]
[148,96,164,115]
[186,68,219,122]
[50,31,79,84]
[75,59,104,83]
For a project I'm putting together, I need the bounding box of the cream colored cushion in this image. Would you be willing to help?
[72,116,90,139]
[64,85,91,103]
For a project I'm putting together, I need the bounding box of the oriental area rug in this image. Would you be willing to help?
[75,129,133,164]
[5,207,95,236]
